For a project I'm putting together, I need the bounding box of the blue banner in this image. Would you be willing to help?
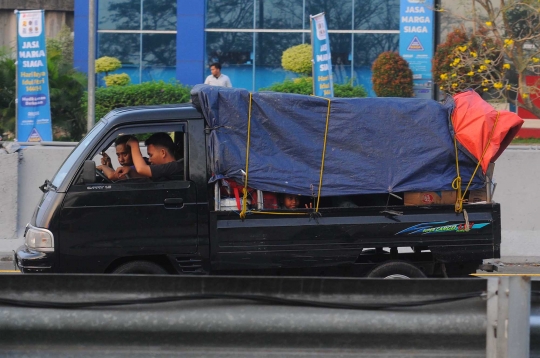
[399,0,434,99]
[16,10,52,142]
[310,13,333,98]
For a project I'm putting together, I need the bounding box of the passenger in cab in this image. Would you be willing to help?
[116,133,183,180]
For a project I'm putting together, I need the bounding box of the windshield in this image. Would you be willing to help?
[51,121,106,188]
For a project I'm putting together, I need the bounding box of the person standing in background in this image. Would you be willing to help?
[204,62,232,87]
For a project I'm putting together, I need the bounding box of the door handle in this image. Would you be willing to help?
[164,198,184,208]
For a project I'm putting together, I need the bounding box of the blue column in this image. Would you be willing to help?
[176,0,205,85]
[74,0,90,73]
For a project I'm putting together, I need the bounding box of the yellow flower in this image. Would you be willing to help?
[452,83,458,88]
[506,85,512,90]
[467,71,475,76]
[470,51,478,58]
[484,59,491,64]
[493,82,503,89]
[483,88,489,92]
[440,86,444,90]
[458,45,467,52]
[504,39,514,46]
[533,57,540,63]
[485,21,492,26]
[453,58,461,65]
[503,64,511,69]
[523,93,529,99]
[440,73,448,80]
[451,73,457,77]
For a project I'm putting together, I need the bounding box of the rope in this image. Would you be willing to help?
[316,98,332,212]
[236,93,319,219]
[453,111,501,213]
[245,210,308,216]
[239,93,253,220]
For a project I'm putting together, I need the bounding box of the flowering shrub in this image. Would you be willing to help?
[104,73,131,87]
[371,52,413,97]
[282,44,312,76]
[95,56,122,75]
[432,27,502,95]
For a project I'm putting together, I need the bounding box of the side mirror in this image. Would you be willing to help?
[82,160,96,184]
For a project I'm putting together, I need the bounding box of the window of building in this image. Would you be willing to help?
[205,0,400,95]
[97,0,177,85]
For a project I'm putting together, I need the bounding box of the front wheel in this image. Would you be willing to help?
[112,260,168,274]
[367,261,426,279]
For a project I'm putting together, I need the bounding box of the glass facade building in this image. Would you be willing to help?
[75,0,402,95]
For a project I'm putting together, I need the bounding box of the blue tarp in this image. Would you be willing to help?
[192,84,485,197]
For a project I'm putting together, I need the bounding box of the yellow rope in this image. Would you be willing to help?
[239,95,331,218]
[248,211,308,216]
[316,98,332,212]
[239,93,253,219]
[453,111,501,213]
[452,137,463,213]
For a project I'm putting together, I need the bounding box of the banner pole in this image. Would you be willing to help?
[310,16,315,96]
[87,0,96,132]
[14,10,18,141]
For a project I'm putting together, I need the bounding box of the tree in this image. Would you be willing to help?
[433,27,500,95]
[371,51,414,97]
[47,47,88,141]
[0,48,16,138]
[435,0,540,117]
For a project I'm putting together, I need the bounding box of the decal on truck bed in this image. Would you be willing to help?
[396,221,490,235]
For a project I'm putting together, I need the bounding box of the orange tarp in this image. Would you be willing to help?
[452,91,524,174]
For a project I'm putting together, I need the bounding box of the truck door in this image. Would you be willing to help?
[57,124,198,273]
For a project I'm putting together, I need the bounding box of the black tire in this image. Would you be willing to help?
[112,261,168,275]
[367,261,426,279]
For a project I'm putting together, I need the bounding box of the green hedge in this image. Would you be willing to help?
[84,81,192,120]
[261,77,367,98]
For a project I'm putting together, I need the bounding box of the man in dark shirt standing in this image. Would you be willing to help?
[116,133,183,180]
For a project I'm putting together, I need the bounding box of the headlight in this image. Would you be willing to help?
[25,226,54,251]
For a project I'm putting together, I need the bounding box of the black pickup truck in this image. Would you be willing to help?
[15,103,501,278]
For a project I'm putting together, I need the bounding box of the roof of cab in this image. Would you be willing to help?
[100,103,203,127]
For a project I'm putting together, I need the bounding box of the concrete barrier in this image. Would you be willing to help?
[0,145,539,259]
[495,147,540,258]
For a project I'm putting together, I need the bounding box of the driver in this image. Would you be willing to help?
[97,135,142,181]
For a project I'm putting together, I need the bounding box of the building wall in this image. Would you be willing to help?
[0,0,74,50]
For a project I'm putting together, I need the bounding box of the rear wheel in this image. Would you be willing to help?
[112,260,168,275]
[367,261,426,279]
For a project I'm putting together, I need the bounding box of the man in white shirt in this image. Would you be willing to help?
[204,62,232,87]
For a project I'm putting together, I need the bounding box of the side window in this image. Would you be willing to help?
[77,124,186,185]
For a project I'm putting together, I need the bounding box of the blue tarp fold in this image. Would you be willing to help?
[192,84,484,196]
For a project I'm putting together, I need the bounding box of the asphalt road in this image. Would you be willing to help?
[2,257,540,275]
[0,259,19,274]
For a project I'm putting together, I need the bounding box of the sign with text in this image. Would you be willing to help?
[399,0,434,99]
[310,13,334,98]
[16,10,52,142]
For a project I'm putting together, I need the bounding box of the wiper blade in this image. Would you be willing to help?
[39,179,57,193]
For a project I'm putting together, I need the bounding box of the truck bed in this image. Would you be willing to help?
[209,203,501,275]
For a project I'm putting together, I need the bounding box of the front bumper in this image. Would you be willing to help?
[15,245,55,273]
